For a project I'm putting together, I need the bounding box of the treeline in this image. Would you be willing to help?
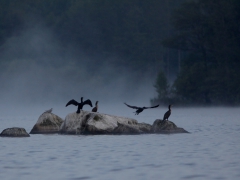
[0,0,239,105]
[0,0,183,75]
[152,0,240,105]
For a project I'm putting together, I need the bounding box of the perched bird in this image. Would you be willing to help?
[44,108,52,114]
[163,104,172,121]
[66,97,92,114]
[124,103,159,115]
[92,101,99,112]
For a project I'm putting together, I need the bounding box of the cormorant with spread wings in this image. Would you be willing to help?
[66,97,92,113]
[124,103,159,115]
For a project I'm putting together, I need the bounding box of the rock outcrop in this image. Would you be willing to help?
[60,111,151,135]
[112,122,142,134]
[0,127,30,137]
[138,123,152,133]
[30,112,63,134]
[30,110,189,135]
[59,111,89,134]
[112,122,152,134]
[151,119,189,134]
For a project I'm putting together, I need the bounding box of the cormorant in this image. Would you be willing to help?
[92,101,98,112]
[124,103,159,115]
[66,97,92,113]
[163,104,172,121]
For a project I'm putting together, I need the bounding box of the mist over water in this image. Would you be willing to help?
[0,25,157,115]
[1,21,240,180]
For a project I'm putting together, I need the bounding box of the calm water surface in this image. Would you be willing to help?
[0,107,240,180]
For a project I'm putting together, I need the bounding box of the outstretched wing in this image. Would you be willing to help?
[66,99,79,107]
[145,104,159,109]
[83,99,93,107]
[124,103,140,109]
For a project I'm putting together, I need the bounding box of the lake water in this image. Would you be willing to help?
[0,106,240,180]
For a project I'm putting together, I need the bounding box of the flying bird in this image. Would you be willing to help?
[92,101,99,112]
[66,97,92,113]
[124,103,159,115]
[163,104,172,121]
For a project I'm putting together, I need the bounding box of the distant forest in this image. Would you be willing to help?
[0,0,239,105]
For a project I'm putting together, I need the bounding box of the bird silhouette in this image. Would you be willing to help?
[124,103,159,115]
[43,108,52,114]
[163,104,172,121]
[66,97,92,113]
[92,101,98,112]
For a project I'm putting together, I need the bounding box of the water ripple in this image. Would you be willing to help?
[70,177,91,180]
[0,108,240,180]
[182,174,207,179]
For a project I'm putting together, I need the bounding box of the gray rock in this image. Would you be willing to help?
[59,111,89,134]
[151,119,189,134]
[0,127,30,137]
[60,111,189,135]
[60,111,142,135]
[112,122,142,134]
[86,112,139,134]
[138,122,152,133]
[30,112,63,134]
[85,113,119,134]
[112,122,152,134]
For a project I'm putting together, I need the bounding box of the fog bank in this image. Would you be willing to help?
[0,25,157,115]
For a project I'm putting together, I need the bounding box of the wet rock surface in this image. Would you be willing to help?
[151,119,189,134]
[138,123,152,133]
[112,122,142,134]
[0,127,30,137]
[60,111,148,135]
[59,111,89,134]
[29,111,189,135]
[30,112,63,134]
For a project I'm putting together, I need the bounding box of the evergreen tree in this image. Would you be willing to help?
[163,0,240,105]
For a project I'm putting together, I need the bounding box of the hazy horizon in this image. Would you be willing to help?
[0,24,158,116]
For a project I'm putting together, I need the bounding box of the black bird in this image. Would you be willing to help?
[124,103,159,115]
[92,101,98,112]
[66,97,92,113]
[163,104,172,121]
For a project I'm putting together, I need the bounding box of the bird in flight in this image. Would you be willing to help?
[124,103,159,115]
[66,97,92,113]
